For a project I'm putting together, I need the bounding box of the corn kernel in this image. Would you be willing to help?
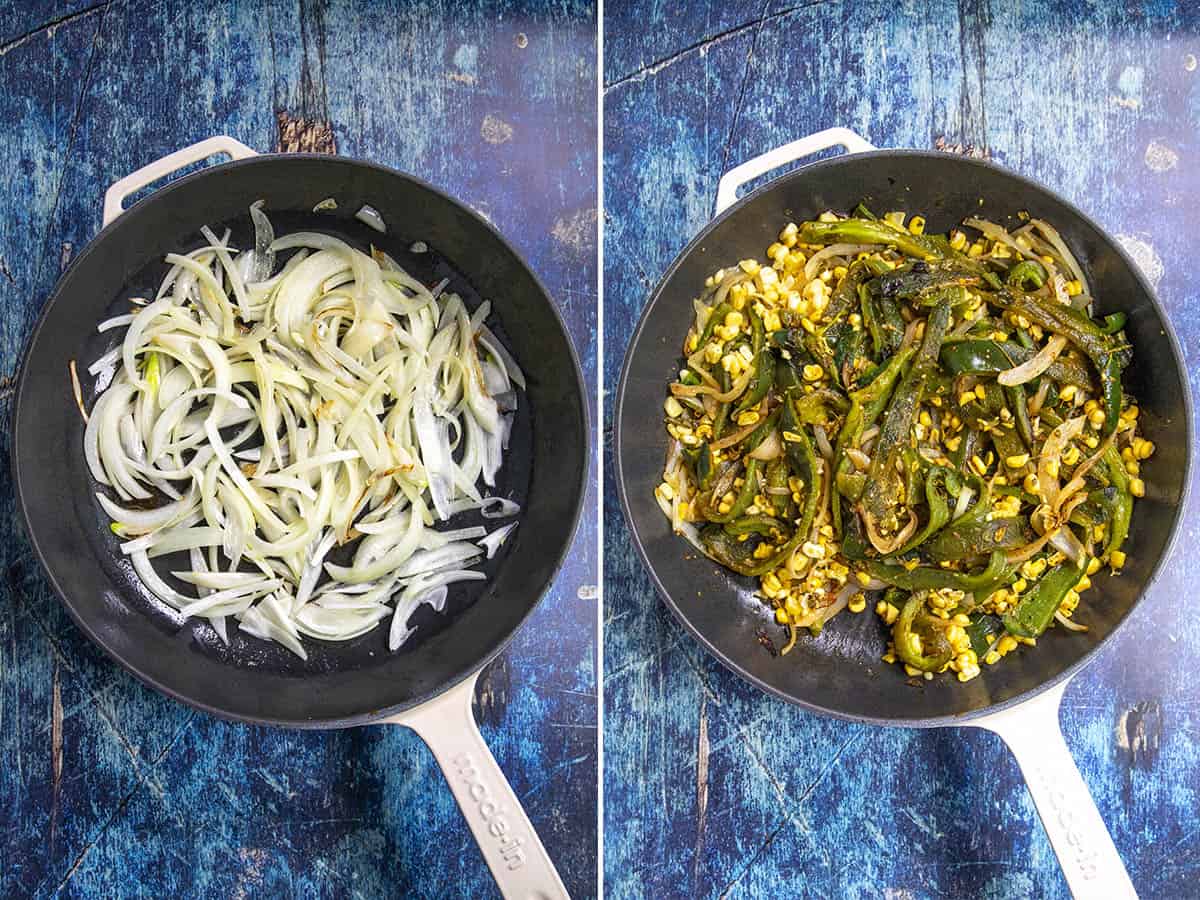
[848,593,867,614]
[1005,453,1030,469]
[1086,557,1102,575]
[1110,550,1126,570]
[1023,473,1040,494]
[801,541,825,560]
[802,364,824,383]
[735,410,760,427]
[959,392,976,408]
[1059,385,1077,403]
[949,230,967,251]
[1130,477,1145,498]
[908,215,926,235]
[1066,279,1082,296]
[664,397,683,418]
[724,310,744,330]
[1087,408,1106,430]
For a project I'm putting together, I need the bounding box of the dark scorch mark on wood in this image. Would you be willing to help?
[275,112,336,154]
[1119,700,1163,768]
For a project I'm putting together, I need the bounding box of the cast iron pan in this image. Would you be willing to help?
[14,140,588,897]
[15,149,587,725]
[616,133,1190,894]
[616,143,1190,726]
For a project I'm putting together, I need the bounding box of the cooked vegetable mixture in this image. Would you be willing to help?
[657,207,1152,681]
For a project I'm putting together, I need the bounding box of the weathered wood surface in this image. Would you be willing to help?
[604,2,1199,897]
[0,2,597,897]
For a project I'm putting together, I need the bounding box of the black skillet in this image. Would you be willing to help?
[615,129,1191,898]
[14,137,587,899]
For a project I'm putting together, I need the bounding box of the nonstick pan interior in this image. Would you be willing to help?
[15,155,588,727]
[616,150,1190,725]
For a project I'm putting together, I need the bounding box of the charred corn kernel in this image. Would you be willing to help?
[752,542,773,559]
[1005,453,1030,469]
[1023,473,1041,494]
[801,541,825,560]
[664,397,683,418]
[949,230,967,251]
[703,343,723,364]
[908,215,926,235]
[802,364,824,382]
[1066,279,1083,296]
[1059,385,1077,403]
[1110,550,1126,570]
[1021,558,1048,579]
[833,264,849,280]
[1130,477,1145,498]
[848,593,867,614]
[735,410,760,427]
[1087,408,1106,430]
[855,570,873,588]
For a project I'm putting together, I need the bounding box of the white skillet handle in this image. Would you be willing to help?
[970,680,1137,899]
[386,671,570,900]
[102,136,258,226]
[714,127,876,214]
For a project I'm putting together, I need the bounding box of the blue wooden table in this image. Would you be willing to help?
[603,3,1199,897]
[0,2,597,897]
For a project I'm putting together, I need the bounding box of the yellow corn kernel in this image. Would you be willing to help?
[1066,279,1082,296]
[908,216,926,235]
[1005,453,1030,469]
[735,410,760,427]
[1087,408,1106,430]
[968,241,984,258]
[943,435,962,453]
[1134,438,1156,460]
[1130,477,1145,498]
[1125,460,1140,476]
[801,541,825,560]
[919,411,933,428]
[1022,473,1040,495]
[1083,435,1099,449]
[703,343,722,364]
[984,650,1001,665]
[724,310,744,330]
[1062,445,1081,467]
[802,364,824,382]
[1083,399,1100,414]
[1059,385,1077,403]
[970,454,988,476]
[833,265,848,280]
[959,392,976,408]
[664,397,683,418]
[949,230,967,251]
[848,593,867,614]
[997,635,1019,654]
[1110,550,1126,570]
[763,309,782,333]
[1044,458,1060,479]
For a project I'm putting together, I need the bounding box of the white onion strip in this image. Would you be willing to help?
[80,204,524,657]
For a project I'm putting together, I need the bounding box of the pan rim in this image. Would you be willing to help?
[14,151,591,729]
[614,147,1193,728]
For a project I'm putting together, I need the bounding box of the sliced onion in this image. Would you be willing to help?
[997,335,1067,386]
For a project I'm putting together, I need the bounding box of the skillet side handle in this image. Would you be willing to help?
[714,127,876,214]
[970,680,1137,900]
[386,671,570,900]
[102,136,258,226]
